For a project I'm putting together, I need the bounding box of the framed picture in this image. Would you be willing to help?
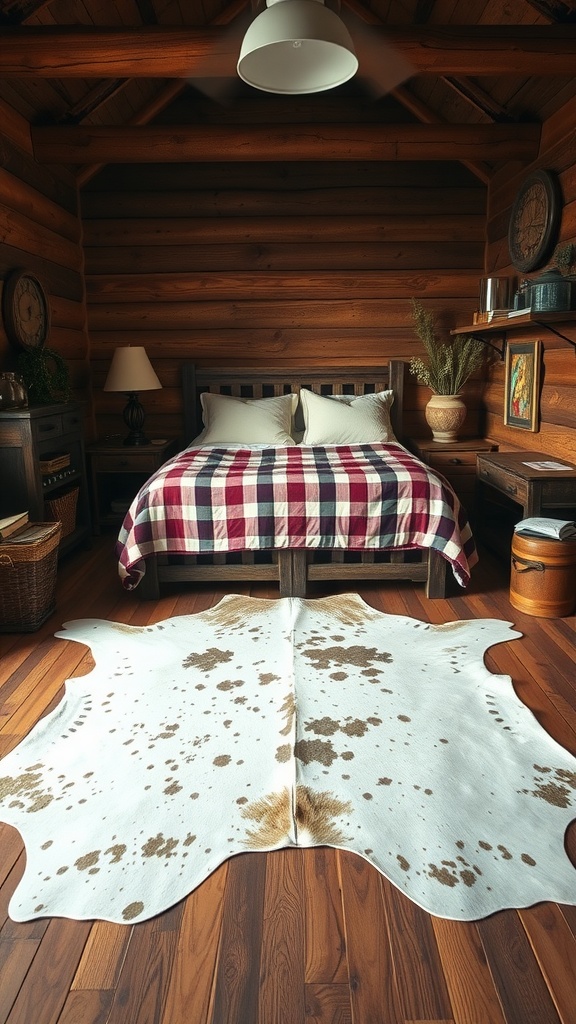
[504,339,541,431]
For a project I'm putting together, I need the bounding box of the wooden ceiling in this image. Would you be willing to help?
[0,0,575,178]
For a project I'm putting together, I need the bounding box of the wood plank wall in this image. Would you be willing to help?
[0,131,92,428]
[483,96,576,464]
[81,95,487,442]
[5,84,574,462]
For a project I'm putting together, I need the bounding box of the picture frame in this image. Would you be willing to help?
[504,339,541,431]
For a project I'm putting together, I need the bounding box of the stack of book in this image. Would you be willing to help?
[485,308,510,321]
[0,511,29,541]
[508,307,532,318]
[473,309,510,324]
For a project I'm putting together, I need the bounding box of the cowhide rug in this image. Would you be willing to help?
[1,594,576,925]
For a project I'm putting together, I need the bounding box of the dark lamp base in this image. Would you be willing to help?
[122,392,149,446]
[123,432,150,446]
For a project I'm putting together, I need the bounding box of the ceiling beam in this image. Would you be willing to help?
[414,0,436,23]
[522,0,576,21]
[56,79,129,125]
[342,0,496,183]
[1,25,576,77]
[0,0,53,24]
[441,77,515,123]
[73,0,250,187]
[31,123,540,164]
[391,85,491,184]
[133,0,158,23]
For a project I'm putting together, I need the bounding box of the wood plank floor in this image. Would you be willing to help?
[0,535,575,1024]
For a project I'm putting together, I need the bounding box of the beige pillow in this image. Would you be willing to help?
[300,388,396,445]
[198,391,298,445]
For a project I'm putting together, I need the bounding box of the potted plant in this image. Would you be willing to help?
[409,299,486,442]
[18,345,71,405]
[552,242,576,276]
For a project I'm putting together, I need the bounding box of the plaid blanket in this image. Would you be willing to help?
[117,443,477,589]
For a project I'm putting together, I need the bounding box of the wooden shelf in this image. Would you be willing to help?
[451,310,576,336]
[451,310,576,356]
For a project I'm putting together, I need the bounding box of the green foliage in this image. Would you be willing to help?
[408,299,485,395]
[553,242,576,276]
[18,347,71,405]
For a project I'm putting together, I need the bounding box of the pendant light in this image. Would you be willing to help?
[237,0,358,95]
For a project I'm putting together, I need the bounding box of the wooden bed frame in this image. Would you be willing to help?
[137,360,449,600]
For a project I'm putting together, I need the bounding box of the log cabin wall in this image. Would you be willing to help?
[81,94,487,443]
[483,95,576,465]
[0,115,92,431]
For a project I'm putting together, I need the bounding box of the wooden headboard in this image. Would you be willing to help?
[182,360,406,446]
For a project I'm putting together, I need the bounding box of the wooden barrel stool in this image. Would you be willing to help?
[510,532,576,618]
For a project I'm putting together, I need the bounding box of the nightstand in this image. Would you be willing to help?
[87,438,180,534]
[408,437,498,513]
[476,450,576,556]
[0,403,91,558]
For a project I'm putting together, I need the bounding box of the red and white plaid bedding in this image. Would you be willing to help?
[117,442,477,589]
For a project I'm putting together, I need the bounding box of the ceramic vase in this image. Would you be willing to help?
[425,393,466,443]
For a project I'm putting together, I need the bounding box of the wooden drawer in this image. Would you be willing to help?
[476,462,529,504]
[91,452,160,473]
[62,409,83,434]
[426,450,479,471]
[32,413,64,442]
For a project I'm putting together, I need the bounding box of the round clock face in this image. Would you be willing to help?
[508,170,562,274]
[2,270,50,350]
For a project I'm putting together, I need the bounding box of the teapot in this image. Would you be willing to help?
[0,372,29,410]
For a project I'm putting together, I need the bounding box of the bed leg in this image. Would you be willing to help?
[278,551,307,598]
[137,556,161,600]
[426,550,448,599]
[278,551,293,597]
[291,550,307,597]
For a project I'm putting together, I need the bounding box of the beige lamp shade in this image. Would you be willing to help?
[104,347,162,393]
[237,0,358,95]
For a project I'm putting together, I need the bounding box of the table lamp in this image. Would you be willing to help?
[103,346,162,446]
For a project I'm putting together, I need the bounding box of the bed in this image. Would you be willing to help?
[116,360,477,600]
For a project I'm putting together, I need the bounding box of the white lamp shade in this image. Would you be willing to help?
[237,0,358,95]
[103,347,162,393]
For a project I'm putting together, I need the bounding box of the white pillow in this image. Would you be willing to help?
[197,391,298,446]
[300,388,396,445]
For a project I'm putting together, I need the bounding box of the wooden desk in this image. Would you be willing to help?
[476,450,576,553]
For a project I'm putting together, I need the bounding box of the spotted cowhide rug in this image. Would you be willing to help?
[1,593,576,925]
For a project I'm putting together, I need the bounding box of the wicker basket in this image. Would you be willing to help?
[40,452,70,475]
[44,486,79,538]
[0,522,61,632]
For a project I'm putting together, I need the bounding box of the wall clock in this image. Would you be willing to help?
[507,170,562,274]
[2,269,51,351]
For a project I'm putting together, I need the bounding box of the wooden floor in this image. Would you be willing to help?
[0,535,575,1024]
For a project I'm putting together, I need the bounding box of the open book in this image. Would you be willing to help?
[514,517,576,541]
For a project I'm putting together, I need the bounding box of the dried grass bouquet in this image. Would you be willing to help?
[409,299,485,395]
